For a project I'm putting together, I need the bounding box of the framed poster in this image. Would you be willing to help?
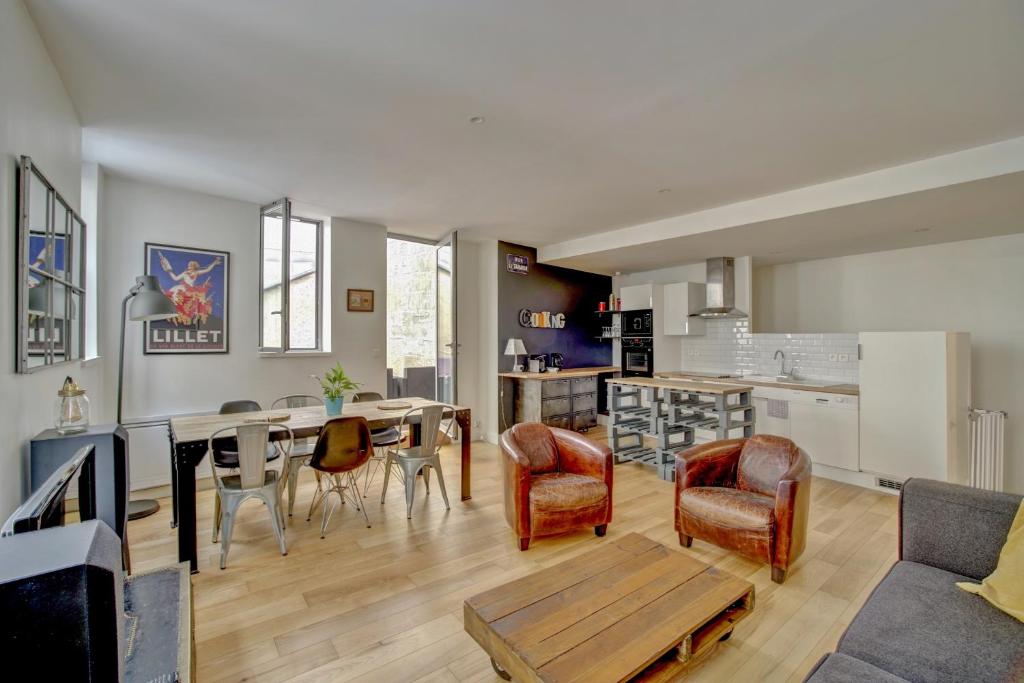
[144,243,229,353]
[347,288,374,312]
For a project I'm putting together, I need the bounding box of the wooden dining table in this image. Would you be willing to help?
[168,397,472,573]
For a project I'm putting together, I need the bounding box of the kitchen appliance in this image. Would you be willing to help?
[691,257,748,319]
[621,337,654,377]
[528,354,547,373]
[621,309,653,337]
[548,353,565,372]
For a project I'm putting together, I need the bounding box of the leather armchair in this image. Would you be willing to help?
[674,434,811,583]
[500,423,613,551]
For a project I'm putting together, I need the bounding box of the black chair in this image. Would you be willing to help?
[212,400,280,468]
[352,392,401,495]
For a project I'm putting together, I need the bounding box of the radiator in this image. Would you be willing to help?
[968,408,1007,492]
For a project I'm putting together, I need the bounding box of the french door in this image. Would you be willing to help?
[436,231,458,404]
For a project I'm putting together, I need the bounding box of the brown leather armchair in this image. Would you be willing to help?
[674,434,811,583]
[500,423,613,551]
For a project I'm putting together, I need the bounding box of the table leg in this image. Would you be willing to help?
[457,411,472,501]
[174,448,199,573]
[169,434,179,529]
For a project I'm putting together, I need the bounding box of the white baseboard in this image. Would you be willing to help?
[814,463,899,495]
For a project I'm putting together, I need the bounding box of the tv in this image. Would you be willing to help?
[2,444,96,536]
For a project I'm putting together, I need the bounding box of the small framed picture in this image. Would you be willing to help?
[347,288,374,312]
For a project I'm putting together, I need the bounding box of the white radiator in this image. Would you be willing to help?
[968,408,1006,492]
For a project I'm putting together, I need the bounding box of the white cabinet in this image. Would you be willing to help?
[619,284,653,311]
[662,282,706,336]
[753,396,791,438]
[859,332,970,483]
[790,394,859,471]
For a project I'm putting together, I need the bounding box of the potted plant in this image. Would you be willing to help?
[314,363,361,416]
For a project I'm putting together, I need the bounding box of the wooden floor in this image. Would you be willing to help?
[130,430,899,683]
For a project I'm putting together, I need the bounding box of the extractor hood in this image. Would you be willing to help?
[691,257,748,319]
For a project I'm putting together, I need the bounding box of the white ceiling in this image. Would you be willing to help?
[27,0,1024,247]
[545,171,1024,274]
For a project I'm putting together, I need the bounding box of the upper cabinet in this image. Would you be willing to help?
[619,283,653,311]
[663,282,706,336]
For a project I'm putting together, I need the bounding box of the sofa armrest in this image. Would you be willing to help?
[552,428,612,487]
[900,478,1022,581]
[499,430,533,538]
[773,449,812,569]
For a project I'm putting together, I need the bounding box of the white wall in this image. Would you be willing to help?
[754,233,1024,494]
[474,240,499,442]
[99,174,388,488]
[0,1,107,518]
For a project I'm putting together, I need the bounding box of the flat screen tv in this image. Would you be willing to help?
[1,444,96,536]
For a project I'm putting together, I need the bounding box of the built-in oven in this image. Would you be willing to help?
[621,336,654,377]
[621,310,653,337]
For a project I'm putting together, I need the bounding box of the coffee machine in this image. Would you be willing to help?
[527,354,547,373]
[548,353,565,372]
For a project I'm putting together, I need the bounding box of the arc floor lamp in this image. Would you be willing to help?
[118,275,177,520]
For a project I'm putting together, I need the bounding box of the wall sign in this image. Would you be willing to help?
[519,309,566,329]
[144,242,229,354]
[506,253,529,275]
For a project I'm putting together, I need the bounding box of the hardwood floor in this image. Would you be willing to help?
[129,431,898,682]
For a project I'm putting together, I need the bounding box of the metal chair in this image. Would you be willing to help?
[380,404,454,519]
[212,400,279,467]
[270,394,325,517]
[306,417,374,537]
[352,391,402,496]
[208,422,293,569]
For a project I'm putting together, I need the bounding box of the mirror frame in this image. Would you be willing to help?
[16,155,87,373]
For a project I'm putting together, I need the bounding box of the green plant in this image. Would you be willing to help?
[314,363,361,400]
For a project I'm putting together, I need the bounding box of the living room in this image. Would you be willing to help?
[1,1,1022,681]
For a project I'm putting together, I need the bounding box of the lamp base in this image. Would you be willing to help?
[128,498,160,521]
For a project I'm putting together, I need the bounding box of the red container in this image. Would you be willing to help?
[598,301,607,312]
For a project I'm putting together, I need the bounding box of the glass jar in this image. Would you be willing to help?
[54,376,90,435]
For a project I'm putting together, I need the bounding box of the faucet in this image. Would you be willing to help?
[773,350,791,379]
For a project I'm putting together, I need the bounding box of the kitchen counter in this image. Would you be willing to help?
[499,365,619,380]
[655,371,859,396]
[608,376,754,396]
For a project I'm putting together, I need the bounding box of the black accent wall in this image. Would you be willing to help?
[497,241,613,429]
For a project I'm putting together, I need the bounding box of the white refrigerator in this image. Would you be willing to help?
[858,332,971,484]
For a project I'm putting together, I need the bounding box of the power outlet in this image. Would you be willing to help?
[838,353,850,362]
[828,353,838,362]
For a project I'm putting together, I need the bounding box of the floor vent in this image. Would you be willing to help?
[876,477,904,492]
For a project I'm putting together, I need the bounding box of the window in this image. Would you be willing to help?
[260,198,324,352]
[17,156,87,372]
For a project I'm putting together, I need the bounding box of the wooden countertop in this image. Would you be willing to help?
[498,365,620,380]
[655,371,860,396]
[608,376,754,396]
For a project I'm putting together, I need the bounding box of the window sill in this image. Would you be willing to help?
[81,356,102,368]
[259,350,333,358]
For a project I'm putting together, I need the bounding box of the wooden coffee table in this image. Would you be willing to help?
[464,533,754,682]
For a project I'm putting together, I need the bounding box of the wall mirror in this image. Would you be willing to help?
[16,156,87,373]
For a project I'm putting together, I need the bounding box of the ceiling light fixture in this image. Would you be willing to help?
[469,116,485,124]
[657,188,671,194]
[913,227,932,233]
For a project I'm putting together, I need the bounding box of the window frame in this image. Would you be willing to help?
[259,197,324,353]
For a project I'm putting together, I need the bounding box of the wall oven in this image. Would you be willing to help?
[621,336,654,377]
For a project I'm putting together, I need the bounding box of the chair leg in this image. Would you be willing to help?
[429,456,450,511]
[266,494,287,556]
[771,566,787,584]
[219,498,239,570]
[595,524,607,537]
[306,482,325,522]
[679,533,693,548]
[518,538,530,551]
[423,465,430,494]
[212,492,222,543]
[321,490,337,539]
[380,455,394,505]
[403,465,418,519]
[287,458,300,517]
[346,472,371,528]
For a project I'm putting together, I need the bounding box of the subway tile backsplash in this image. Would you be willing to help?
[680,320,859,384]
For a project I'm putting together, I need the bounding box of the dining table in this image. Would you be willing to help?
[168,397,472,573]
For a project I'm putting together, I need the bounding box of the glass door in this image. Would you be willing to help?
[436,231,458,404]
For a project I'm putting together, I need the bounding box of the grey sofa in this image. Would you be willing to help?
[805,478,1024,683]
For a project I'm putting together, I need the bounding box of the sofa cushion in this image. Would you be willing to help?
[529,473,607,512]
[804,652,908,682]
[679,486,775,529]
[509,423,560,474]
[837,560,1024,683]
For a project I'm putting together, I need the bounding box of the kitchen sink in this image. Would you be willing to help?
[737,375,837,388]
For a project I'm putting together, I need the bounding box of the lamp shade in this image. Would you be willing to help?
[504,338,527,356]
[128,275,177,321]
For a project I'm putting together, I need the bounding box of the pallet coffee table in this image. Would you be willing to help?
[464,533,754,682]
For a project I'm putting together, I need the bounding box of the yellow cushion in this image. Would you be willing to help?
[956,500,1024,623]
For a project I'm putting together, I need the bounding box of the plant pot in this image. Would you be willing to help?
[325,396,344,416]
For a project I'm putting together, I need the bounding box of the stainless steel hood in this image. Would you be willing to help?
[691,257,748,319]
